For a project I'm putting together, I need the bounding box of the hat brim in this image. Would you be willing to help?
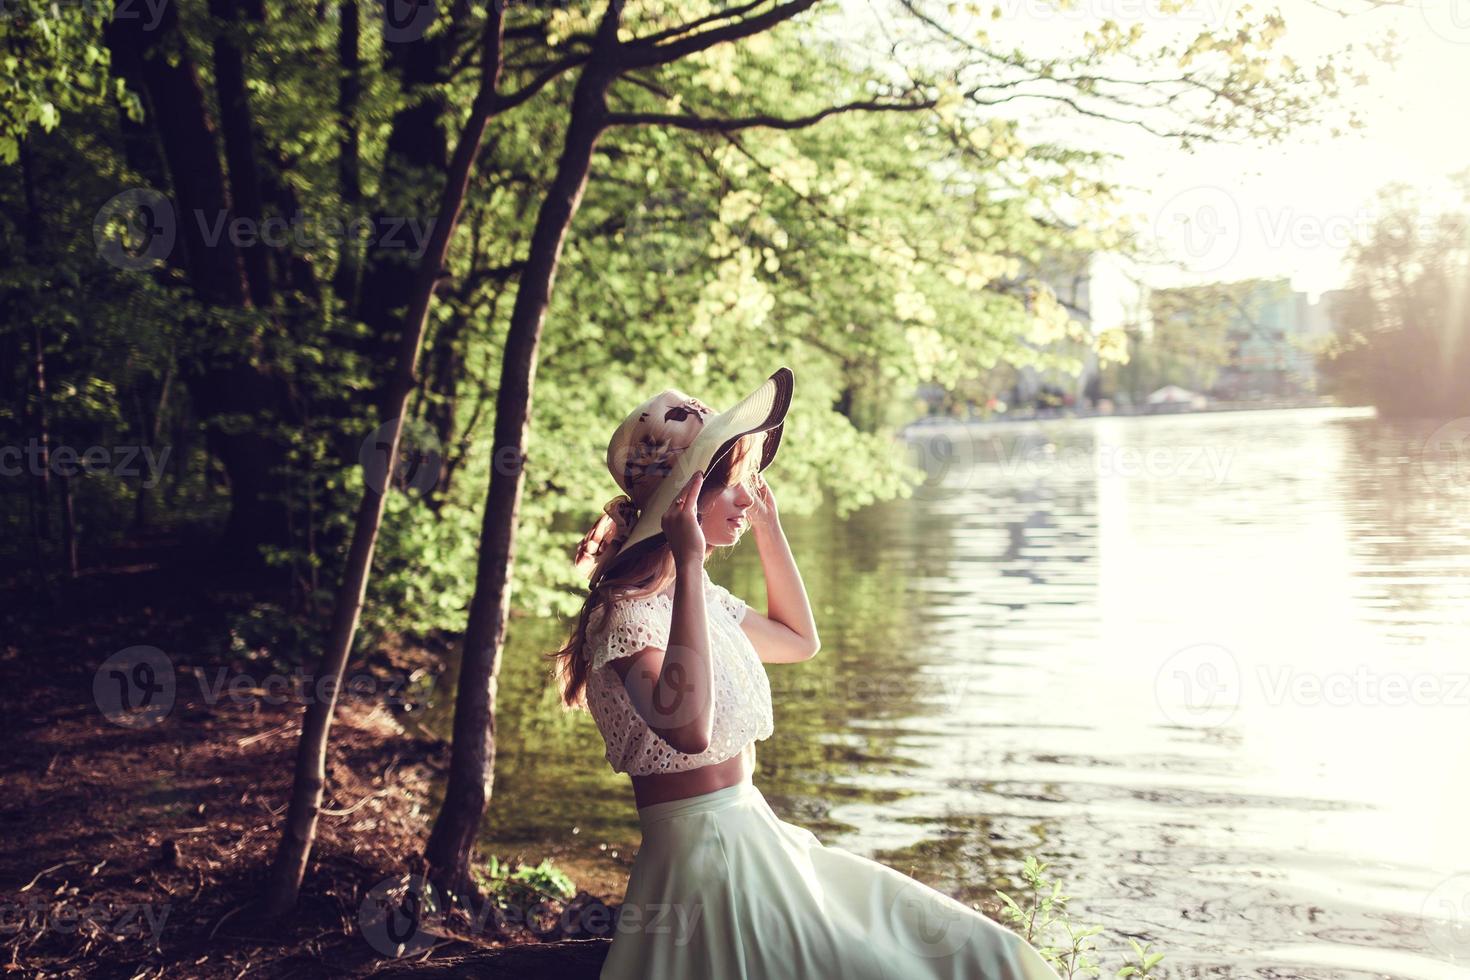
[603,367,793,578]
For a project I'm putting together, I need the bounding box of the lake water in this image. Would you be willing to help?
[426,406,1470,979]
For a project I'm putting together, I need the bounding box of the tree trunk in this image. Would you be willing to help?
[130,360,173,531]
[331,0,363,308]
[208,0,274,309]
[60,472,79,579]
[353,17,453,414]
[262,7,509,916]
[26,319,52,581]
[19,142,52,551]
[424,8,622,902]
[106,5,300,572]
[110,30,181,538]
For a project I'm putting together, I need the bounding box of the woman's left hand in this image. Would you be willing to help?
[748,472,780,531]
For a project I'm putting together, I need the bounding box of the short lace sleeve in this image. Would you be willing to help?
[589,596,670,672]
[705,580,747,626]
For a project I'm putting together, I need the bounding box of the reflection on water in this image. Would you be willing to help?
[426,407,1470,979]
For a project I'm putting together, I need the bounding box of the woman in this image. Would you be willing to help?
[551,367,1059,979]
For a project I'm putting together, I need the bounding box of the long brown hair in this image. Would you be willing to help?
[549,432,766,710]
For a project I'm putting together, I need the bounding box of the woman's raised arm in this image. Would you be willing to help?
[609,472,715,754]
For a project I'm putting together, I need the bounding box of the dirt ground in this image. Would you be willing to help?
[1,536,620,977]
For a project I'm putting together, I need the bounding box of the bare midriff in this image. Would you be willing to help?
[629,741,755,810]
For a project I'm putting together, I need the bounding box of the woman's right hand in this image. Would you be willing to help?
[662,470,706,565]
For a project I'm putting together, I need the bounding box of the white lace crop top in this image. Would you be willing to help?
[583,568,774,775]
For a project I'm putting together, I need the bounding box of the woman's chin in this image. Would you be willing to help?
[711,522,745,546]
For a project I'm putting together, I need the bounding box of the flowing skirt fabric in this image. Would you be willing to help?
[600,780,1060,980]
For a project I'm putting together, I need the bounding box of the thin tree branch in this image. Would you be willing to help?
[460,260,527,293]
[605,97,933,132]
[493,51,589,113]
[895,0,1255,123]
[965,88,1206,142]
[623,0,769,49]
[616,0,820,70]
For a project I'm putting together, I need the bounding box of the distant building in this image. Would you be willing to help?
[1304,288,1356,342]
[1211,279,1346,400]
[1011,250,1154,410]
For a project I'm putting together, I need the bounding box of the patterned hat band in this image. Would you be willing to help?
[571,391,714,583]
[570,493,641,583]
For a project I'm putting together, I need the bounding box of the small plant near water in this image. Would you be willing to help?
[472,856,577,917]
[997,856,1165,980]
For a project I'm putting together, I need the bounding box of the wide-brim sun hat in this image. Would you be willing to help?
[572,367,794,585]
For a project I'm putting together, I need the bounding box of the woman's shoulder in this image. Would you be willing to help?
[589,572,742,639]
[605,588,672,613]
[589,589,669,636]
[586,590,673,670]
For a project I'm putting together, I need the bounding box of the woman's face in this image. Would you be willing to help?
[699,476,757,547]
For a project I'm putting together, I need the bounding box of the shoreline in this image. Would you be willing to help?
[899,400,1374,436]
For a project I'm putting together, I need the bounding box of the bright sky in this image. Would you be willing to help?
[840,0,1470,301]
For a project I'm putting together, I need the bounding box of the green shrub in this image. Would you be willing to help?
[997,856,1165,980]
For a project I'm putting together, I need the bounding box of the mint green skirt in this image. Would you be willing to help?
[600,780,1060,979]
